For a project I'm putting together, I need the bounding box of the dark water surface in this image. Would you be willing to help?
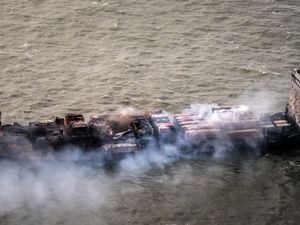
[0,0,300,224]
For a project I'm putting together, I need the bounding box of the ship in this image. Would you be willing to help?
[0,68,300,161]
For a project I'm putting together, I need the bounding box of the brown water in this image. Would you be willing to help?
[0,0,300,224]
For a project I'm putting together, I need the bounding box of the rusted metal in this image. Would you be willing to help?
[149,113,176,143]
[184,128,221,140]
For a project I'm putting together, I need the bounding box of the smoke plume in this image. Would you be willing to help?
[0,104,265,224]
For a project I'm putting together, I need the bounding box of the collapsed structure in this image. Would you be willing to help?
[0,69,300,160]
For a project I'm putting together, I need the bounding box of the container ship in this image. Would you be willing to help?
[0,68,300,161]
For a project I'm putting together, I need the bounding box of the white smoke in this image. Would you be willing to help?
[232,89,286,116]
[0,160,114,225]
[118,144,181,176]
[0,146,195,225]
[182,103,218,118]
[0,104,266,224]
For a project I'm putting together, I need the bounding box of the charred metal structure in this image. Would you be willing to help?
[1,69,300,160]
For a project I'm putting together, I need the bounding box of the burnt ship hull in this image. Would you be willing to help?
[1,68,300,162]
